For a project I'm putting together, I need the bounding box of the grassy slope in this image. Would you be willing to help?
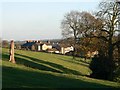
[2,48,120,88]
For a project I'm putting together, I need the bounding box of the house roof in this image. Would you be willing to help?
[59,44,72,48]
[52,44,61,51]
[21,42,36,47]
[35,43,43,45]
[43,43,52,45]
[52,43,73,51]
[21,41,52,47]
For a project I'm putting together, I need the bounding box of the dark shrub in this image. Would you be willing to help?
[114,66,120,82]
[89,54,111,80]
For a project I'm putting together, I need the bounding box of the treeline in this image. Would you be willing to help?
[1,40,25,49]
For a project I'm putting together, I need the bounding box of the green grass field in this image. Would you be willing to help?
[2,48,120,88]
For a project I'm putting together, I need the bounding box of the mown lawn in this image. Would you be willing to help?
[2,48,120,88]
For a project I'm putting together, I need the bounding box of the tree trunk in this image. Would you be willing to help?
[73,47,76,59]
[73,35,77,60]
[117,44,120,66]
[108,41,114,80]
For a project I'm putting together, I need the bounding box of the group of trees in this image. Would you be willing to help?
[2,40,22,50]
[2,40,9,48]
[61,0,120,81]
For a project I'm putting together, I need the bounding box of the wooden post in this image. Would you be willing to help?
[9,40,15,63]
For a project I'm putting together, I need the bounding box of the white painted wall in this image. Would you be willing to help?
[38,45,41,51]
[42,44,52,51]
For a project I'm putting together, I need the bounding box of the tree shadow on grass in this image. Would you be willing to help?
[15,53,83,76]
[76,58,90,64]
[2,53,82,75]
[2,53,62,73]
[57,58,89,67]
[2,65,118,88]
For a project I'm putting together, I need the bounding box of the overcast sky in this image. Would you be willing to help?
[1,0,102,41]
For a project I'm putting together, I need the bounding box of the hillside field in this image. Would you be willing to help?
[2,48,120,88]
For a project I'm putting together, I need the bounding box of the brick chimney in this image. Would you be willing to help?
[38,40,41,43]
[47,40,50,44]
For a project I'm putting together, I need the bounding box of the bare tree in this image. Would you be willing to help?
[89,0,120,80]
[61,11,81,39]
[2,40,9,48]
[61,11,98,59]
[61,11,83,59]
[61,0,120,81]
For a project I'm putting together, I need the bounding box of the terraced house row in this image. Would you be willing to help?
[21,40,74,55]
